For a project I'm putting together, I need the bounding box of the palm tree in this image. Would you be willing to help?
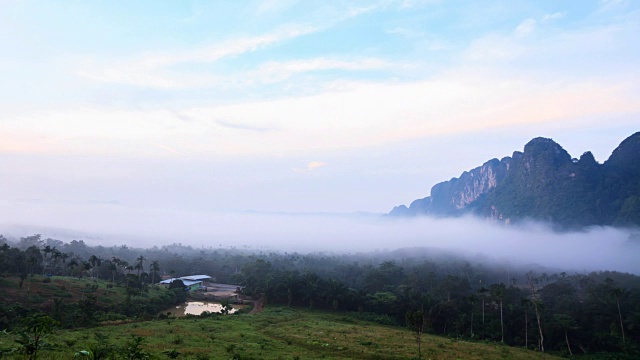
[82,261,92,279]
[610,287,626,344]
[108,259,119,283]
[521,298,531,349]
[527,271,544,352]
[135,255,146,276]
[88,255,101,279]
[149,260,160,285]
[490,283,506,343]
[467,294,477,337]
[280,271,299,307]
[67,259,79,276]
[41,245,52,275]
[67,259,79,291]
[324,279,348,311]
[50,249,61,275]
[59,253,69,275]
[301,272,320,309]
[477,287,488,326]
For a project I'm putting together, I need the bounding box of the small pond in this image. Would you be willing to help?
[162,301,247,317]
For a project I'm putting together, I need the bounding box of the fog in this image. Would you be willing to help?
[1,201,638,274]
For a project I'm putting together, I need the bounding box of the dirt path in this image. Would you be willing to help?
[249,294,266,314]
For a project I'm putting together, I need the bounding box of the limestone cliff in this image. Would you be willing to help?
[389,132,640,228]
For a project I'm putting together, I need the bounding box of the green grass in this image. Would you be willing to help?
[2,307,562,360]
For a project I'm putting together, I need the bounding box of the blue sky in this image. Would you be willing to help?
[1,0,640,246]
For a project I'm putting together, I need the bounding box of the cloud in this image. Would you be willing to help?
[307,161,327,170]
[243,57,392,84]
[399,0,438,9]
[2,205,638,274]
[215,119,275,133]
[386,27,424,39]
[600,0,628,10]
[255,0,299,15]
[292,161,328,173]
[543,12,565,21]
[515,18,536,35]
[76,24,320,89]
[4,67,640,158]
[74,2,387,91]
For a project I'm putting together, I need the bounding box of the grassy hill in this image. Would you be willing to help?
[0,274,174,314]
[1,307,562,359]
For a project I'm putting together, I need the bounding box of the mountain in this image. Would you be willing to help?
[389,132,640,228]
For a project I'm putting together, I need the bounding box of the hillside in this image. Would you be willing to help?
[1,307,563,360]
[389,132,640,228]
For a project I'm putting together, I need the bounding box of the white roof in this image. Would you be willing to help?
[180,275,212,281]
[159,278,202,286]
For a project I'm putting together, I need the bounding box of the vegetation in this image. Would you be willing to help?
[1,234,639,358]
[1,307,562,359]
[392,132,640,229]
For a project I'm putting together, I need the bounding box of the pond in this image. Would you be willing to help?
[162,301,247,317]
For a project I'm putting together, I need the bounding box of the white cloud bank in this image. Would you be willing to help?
[1,204,638,274]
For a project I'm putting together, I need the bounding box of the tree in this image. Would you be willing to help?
[520,298,531,349]
[120,336,150,360]
[41,245,52,275]
[301,272,321,309]
[467,294,477,337]
[490,283,506,343]
[610,287,626,344]
[477,287,489,327]
[168,279,187,303]
[527,271,545,352]
[553,314,577,356]
[135,255,146,276]
[88,255,101,279]
[324,279,348,311]
[67,259,79,277]
[14,314,58,360]
[149,260,160,285]
[108,258,119,283]
[406,309,426,359]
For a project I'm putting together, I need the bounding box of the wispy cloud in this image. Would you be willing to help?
[215,119,275,133]
[386,26,424,39]
[243,57,392,84]
[76,24,320,89]
[75,1,388,91]
[307,161,327,170]
[542,12,565,21]
[515,18,536,35]
[255,0,299,15]
[600,0,629,11]
[292,161,328,173]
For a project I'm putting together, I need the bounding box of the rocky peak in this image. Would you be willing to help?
[605,132,640,175]
[522,137,572,167]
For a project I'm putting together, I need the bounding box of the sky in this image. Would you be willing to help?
[1,1,640,258]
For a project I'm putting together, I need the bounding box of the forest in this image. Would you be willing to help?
[0,233,639,358]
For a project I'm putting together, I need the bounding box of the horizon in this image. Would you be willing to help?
[1,1,640,273]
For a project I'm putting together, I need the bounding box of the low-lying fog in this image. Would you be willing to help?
[1,201,638,274]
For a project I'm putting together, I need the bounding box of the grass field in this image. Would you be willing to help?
[2,307,562,360]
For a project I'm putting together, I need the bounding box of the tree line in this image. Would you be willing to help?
[234,259,640,357]
[1,233,639,357]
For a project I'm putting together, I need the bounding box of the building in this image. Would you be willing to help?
[159,275,212,291]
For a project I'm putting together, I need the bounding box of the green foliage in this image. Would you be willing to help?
[162,348,180,359]
[120,336,149,360]
[14,314,58,360]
